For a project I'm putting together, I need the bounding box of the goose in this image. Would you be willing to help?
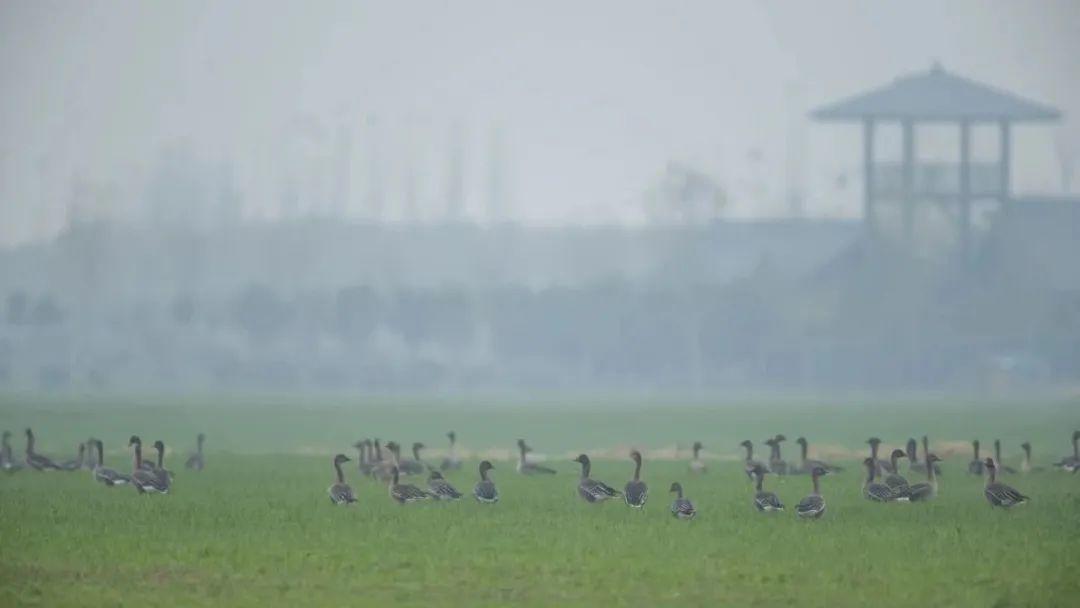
[398,442,427,476]
[427,471,463,500]
[983,458,1028,508]
[328,454,358,505]
[751,464,784,512]
[911,438,946,475]
[572,454,621,503]
[993,440,1018,474]
[91,439,130,486]
[516,439,557,475]
[1051,431,1079,472]
[82,437,98,470]
[473,461,499,503]
[907,454,941,502]
[866,437,893,475]
[794,437,842,474]
[688,441,706,474]
[59,443,86,471]
[883,449,910,500]
[669,482,696,519]
[184,433,205,471]
[440,431,463,471]
[862,457,896,502]
[906,438,921,473]
[1020,442,1044,474]
[128,436,168,494]
[148,440,174,485]
[388,465,431,504]
[24,428,61,470]
[371,439,395,483]
[967,440,985,475]
[766,435,788,476]
[353,440,370,475]
[795,466,829,519]
[739,440,767,480]
[623,450,648,508]
[0,431,21,472]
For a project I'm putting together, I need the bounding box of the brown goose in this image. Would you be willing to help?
[24,428,61,471]
[983,458,1028,508]
[907,453,941,502]
[623,450,648,508]
[328,454,357,505]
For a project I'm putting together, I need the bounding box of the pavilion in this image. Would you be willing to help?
[811,63,1061,258]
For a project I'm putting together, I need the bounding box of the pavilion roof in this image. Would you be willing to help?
[812,63,1060,122]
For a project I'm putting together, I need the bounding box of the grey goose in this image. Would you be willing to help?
[388,465,431,504]
[473,461,499,504]
[967,440,985,475]
[983,458,1028,508]
[129,436,168,494]
[993,440,1018,474]
[572,454,620,503]
[751,464,784,512]
[739,440,767,480]
[184,433,205,471]
[440,431,463,471]
[766,435,788,476]
[669,482,696,519]
[906,453,941,502]
[0,431,22,472]
[328,454,358,505]
[91,440,131,486]
[1052,430,1080,472]
[623,450,648,508]
[24,428,61,471]
[862,457,896,502]
[688,441,706,474]
[795,466,829,519]
[794,437,842,475]
[59,443,86,471]
[866,437,893,476]
[1020,442,1044,474]
[883,449,911,500]
[516,439,557,475]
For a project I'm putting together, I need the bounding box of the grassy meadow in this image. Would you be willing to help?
[1,393,1079,606]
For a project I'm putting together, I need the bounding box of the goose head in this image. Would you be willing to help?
[447,431,456,443]
[926,453,942,464]
[1020,441,1031,453]
[333,454,351,466]
[795,437,807,447]
[572,454,590,466]
[983,457,997,472]
[629,450,642,465]
[866,437,881,447]
[810,466,829,478]
[668,482,683,494]
[152,440,165,453]
[128,435,141,447]
[739,439,752,449]
[428,470,445,480]
[774,434,787,443]
[478,460,494,475]
[890,448,907,461]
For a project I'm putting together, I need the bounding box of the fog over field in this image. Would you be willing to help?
[1,1,1079,394]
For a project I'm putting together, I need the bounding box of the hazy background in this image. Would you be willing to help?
[1,1,1078,394]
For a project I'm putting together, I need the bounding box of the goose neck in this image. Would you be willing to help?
[334,459,345,484]
[633,457,641,481]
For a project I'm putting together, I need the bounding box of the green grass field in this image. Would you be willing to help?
[2,394,1079,606]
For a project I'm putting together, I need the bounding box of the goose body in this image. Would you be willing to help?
[473,461,499,503]
[573,454,620,503]
[516,440,557,475]
[184,433,205,471]
[983,458,1028,508]
[883,449,910,500]
[440,431,463,471]
[427,471,463,500]
[794,437,842,475]
[688,441,706,474]
[388,465,432,504]
[907,454,941,502]
[328,454,357,505]
[91,440,130,486]
[862,458,896,502]
[751,465,784,512]
[623,450,648,508]
[669,482,696,519]
[24,429,61,471]
[795,467,828,519]
[129,436,168,494]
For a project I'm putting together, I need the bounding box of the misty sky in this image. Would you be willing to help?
[2,0,1079,244]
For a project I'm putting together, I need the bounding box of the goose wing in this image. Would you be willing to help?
[132,469,169,494]
[986,482,1028,507]
[27,453,61,471]
[473,480,499,503]
[522,463,557,475]
[796,494,825,518]
[391,483,431,503]
[671,498,696,519]
[429,479,463,500]
[93,467,130,486]
[754,491,784,511]
[329,483,357,504]
[907,482,934,502]
[864,482,894,502]
[623,480,648,507]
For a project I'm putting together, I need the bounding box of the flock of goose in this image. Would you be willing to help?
[326,430,1080,519]
[5,426,1078,519]
[0,429,206,494]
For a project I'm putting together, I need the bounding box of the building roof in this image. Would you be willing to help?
[812,63,1061,122]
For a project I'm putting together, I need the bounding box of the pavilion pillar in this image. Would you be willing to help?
[862,118,876,238]
[901,119,915,245]
[959,120,971,261]
[999,120,1012,204]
